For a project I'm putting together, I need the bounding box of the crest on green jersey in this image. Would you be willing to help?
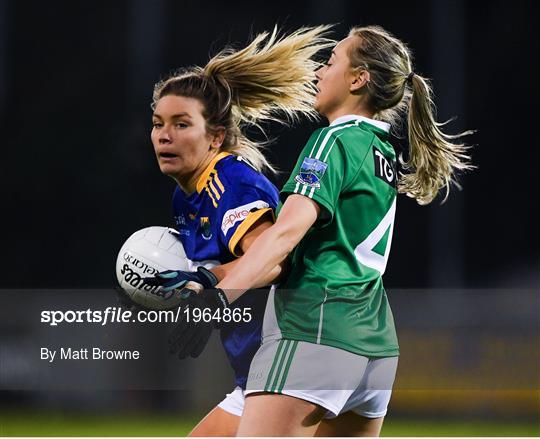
[294,157,328,188]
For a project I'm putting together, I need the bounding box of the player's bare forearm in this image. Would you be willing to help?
[210,258,286,288]
[217,195,319,302]
[217,225,293,301]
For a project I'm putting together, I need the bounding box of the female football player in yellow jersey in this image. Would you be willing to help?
[172,25,473,436]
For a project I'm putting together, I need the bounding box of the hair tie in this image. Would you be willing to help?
[406,71,415,84]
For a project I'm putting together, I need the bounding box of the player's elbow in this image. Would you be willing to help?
[273,258,291,284]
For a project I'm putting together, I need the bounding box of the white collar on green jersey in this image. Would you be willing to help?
[330,114,390,132]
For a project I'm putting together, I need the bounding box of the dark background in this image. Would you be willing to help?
[2,0,538,290]
[1,0,539,433]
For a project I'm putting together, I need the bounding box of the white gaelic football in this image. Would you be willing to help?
[116,226,190,310]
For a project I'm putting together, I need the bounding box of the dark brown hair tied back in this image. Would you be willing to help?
[202,70,234,123]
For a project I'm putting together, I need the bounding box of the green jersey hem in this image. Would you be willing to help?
[278,331,400,358]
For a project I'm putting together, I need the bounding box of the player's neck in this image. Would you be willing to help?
[175,151,219,195]
[326,101,374,125]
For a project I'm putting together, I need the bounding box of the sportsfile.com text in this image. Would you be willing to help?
[40,307,253,326]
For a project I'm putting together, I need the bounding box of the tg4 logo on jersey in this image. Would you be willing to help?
[373,146,396,187]
[294,157,328,188]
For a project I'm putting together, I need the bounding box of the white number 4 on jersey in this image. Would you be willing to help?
[354,199,396,275]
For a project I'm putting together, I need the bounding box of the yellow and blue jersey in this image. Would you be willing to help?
[172,152,279,388]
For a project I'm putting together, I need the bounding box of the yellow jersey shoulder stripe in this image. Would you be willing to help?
[208,177,222,200]
[204,186,218,208]
[204,170,226,207]
[196,152,232,194]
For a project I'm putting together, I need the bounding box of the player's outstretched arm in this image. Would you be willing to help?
[218,194,320,302]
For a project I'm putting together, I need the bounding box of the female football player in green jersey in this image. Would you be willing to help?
[178,25,472,436]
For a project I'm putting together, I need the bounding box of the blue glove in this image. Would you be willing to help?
[143,266,218,292]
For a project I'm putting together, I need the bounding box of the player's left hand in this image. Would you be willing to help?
[168,288,229,359]
[143,266,218,292]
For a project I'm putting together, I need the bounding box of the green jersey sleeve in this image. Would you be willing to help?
[281,127,348,224]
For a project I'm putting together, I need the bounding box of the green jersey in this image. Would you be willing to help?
[273,115,399,357]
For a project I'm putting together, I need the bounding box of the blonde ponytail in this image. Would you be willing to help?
[206,27,333,122]
[401,74,474,204]
[348,25,473,204]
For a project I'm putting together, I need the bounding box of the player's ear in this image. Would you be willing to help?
[210,127,226,150]
[350,68,370,93]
